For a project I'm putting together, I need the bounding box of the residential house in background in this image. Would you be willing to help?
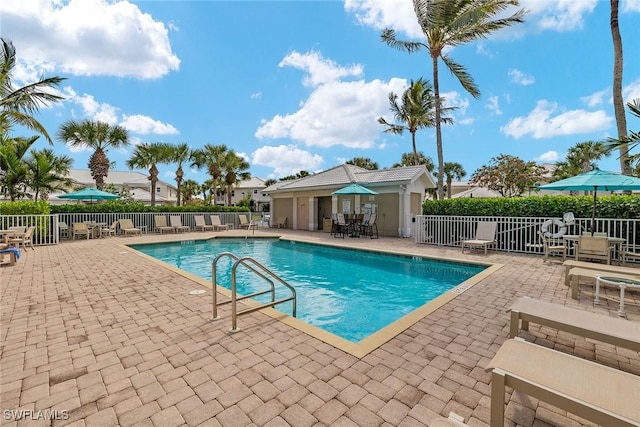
[50,169,178,206]
[222,177,270,211]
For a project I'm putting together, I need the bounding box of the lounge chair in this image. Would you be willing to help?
[72,222,90,240]
[276,217,287,229]
[210,215,230,231]
[486,339,640,427]
[118,219,142,236]
[170,216,190,233]
[576,235,614,264]
[461,221,497,255]
[538,230,566,262]
[154,215,175,234]
[101,221,118,238]
[194,215,214,231]
[238,214,251,229]
[8,225,35,251]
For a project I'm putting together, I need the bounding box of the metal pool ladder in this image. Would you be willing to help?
[210,252,297,332]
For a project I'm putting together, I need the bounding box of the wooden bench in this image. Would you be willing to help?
[568,267,640,299]
[509,297,640,351]
[563,260,639,286]
[486,339,640,427]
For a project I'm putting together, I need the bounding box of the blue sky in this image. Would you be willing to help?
[2,0,640,186]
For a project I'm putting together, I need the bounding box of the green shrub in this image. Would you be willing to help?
[49,200,250,214]
[423,195,640,218]
[0,200,51,215]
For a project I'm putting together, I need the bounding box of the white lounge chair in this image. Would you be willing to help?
[154,215,175,234]
[210,215,230,231]
[238,214,251,229]
[461,221,497,255]
[118,219,142,236]
[194,215,214,231]
[170,216,190,233]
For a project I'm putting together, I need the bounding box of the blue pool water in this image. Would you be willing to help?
[131,239,486,342]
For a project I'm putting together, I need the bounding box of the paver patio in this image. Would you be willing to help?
[1,229,638,427]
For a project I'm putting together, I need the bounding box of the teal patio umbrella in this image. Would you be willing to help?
[331,183,378,195]
[58,187,121,202]
[538,168,640,233]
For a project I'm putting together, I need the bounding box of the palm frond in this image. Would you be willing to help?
[440,53,480,98]
[380,29,426,53]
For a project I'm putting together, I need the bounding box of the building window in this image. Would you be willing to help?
[253,189,258,194]
[157,187,161,192]
[231,191,235,197]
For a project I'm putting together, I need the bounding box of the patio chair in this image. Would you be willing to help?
[194,215,214,231]
[118,219,142,236]
[461,221,497,255]
[333,214,348,238]
[538,230,566,263]
[170,216,190,232]
[154,215,175,234]
[238,214,251,229]
[621,244,640,266]
[72,222,90,240]
[101,221,118,238]
[576,235,614,264]
[276,217,287,229]
[210,215,230,231]
[7,225,35,251]
[59,221,70,239]
[359,213,378,239]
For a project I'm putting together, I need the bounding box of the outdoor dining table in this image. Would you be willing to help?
[562,234,626,260]
[84,222,107,238]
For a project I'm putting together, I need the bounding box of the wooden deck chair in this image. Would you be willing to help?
[72,222,90,240]
[101,221,118,238]
[538,230,566,262]
[154,215,174,234]
[577,235,614,264]
[461,221,497,255]
[170,216,190,232]
[194,215,214,231]
[210,215,230,231]
[118,219,142,236]
[238,214,251,229]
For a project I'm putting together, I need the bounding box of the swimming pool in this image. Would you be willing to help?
[131,238,487,343]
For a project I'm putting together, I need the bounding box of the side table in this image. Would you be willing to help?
[595,275,640,316]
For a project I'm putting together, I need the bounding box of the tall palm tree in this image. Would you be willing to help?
[604,99,640,161]
[221,151,251,206]
[378,78,452,165]
[346,157,379,170]
[168,142,192,206]
[382,0,526,199]
[125,142,172,207]
[24,148,73,200]
[610,0,630,174]
[0,38,66,144]
[181,179,200,204]
[191,144,228,205]
[57,119,129,189]
[0,134,40,200]
[443,162,466,198]
[393,152,434,171]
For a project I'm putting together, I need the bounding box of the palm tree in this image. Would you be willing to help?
[393,152,434,171]
[221,151,251,206]
[57,119,129,189]
[0,38,66,144]
[125,142,172,207]
[378,78,452,166]
[191,144,228,205]
[0,134,39,200]
[604,99,640,158]
[382,0,526,199]
[168,143,192,206]
[346,157,379,170]
[610,0,630,174]
[181,179,200,204]
[24,148,73,200]
[443,162,466,198]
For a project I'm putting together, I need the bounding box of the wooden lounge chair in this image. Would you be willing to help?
[170,216,190,232]
[562,260,640,286]
[508,296,640,351]
[210,215,230,231]
[238,214,251,229]
[194,215,214,231]
[154,216,175,234]
[118,219,142,236]
[486,339,640,427]
[461,221,497,255]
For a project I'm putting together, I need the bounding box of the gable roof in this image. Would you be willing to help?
[264,164,435,192]
[67,169,177,190]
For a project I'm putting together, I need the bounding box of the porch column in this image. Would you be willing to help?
[292,196,298,230]
[354,195,361,214]
[308,197,317,231]
[399,185,411,237]
[332,195,338,215]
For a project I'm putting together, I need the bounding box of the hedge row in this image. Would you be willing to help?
[0,200,51,215]
[422,195,640,219]
[0,200,250,214]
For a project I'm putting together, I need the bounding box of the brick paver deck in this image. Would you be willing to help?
[1,229,638,426]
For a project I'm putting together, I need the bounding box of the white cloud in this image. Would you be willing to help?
[343,0,423,39]
[581,89,608,107]
[536,150,560,162]
[508,68,535,85]
[622,0,640,12]
[0,0,180,79]
[250,92,262,100]
[279,51,363,88]
[120,115,179,135]
[63,87,119,124]
[256,63,407,148]
[521,0,598,32]
[486,96,502,116]
[501,100,612,139]
[252,145,324,178]
[623,78,640,103]
[475,43,495,58]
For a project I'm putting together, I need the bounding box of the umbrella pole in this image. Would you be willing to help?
[591,188,597,235]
